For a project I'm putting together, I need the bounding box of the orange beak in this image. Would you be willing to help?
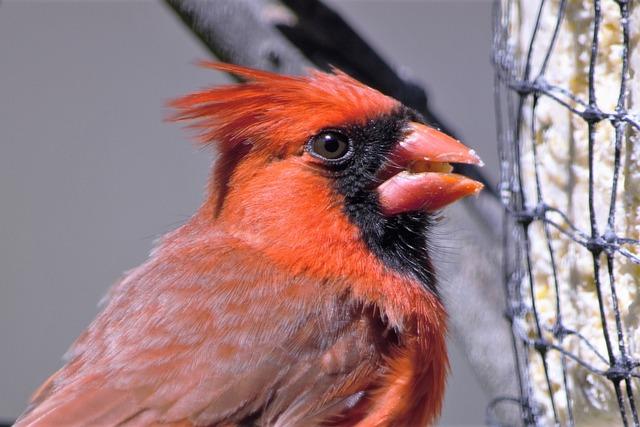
[377,122,484,216]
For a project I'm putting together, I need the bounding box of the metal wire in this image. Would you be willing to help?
[492,0,639,425]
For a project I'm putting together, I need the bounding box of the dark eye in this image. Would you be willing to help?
[309,131,352,161]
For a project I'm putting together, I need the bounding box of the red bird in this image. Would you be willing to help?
[17,63,483,426]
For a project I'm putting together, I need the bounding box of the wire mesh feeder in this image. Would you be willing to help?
[492,0,640,426]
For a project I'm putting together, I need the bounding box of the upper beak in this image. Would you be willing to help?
[376,122,484,216]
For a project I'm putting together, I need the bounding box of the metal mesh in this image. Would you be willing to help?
[491,0,640,425]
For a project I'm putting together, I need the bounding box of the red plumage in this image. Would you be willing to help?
[17,63,483,426]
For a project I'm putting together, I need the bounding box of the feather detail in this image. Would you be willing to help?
[168,61,398,151]
[19,62,450,426]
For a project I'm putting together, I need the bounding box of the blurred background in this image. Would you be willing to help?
[0,1,498,425]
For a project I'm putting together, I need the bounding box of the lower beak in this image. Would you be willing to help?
[377,122,484,216]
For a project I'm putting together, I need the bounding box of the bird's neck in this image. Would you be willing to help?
[191,154,445,333]
[193,204,444,337]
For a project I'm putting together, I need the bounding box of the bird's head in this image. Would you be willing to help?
[170,62,483,293]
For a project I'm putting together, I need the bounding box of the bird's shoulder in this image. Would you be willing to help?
[17,227,392,426]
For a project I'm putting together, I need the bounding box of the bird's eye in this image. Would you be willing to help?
[308,131,352,161]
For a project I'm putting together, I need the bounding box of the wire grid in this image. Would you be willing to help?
[491,0,640,425]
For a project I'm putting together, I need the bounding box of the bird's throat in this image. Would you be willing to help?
[331,110,439,295]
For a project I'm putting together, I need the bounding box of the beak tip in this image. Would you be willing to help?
[404,122,484,166]
[468,149,484,167]
[472,182,484,196]
[458,177,484,199]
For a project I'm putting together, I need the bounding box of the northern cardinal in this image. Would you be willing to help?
[16,63,483,426]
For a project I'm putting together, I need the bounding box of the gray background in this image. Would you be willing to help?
[0,1,498,425]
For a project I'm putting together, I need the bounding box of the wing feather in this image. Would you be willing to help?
[16,232,382,426]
